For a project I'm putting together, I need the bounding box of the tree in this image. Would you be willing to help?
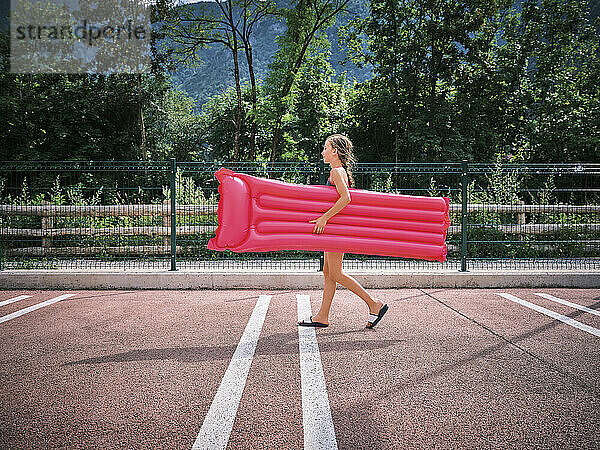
[0,26,200,163]
[235,0,276,159]
[160,0,275,162]
[287,52,352,161]
[518,0,600,161]
[161,0,243,160]
[454,0,600,162]
[342,0,512,162]
[264,0,352,163]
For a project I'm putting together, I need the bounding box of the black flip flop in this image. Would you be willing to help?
[366,304,389,329]
[298,316,329,328]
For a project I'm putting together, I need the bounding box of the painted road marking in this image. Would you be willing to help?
[296,294,338,450]
[192,294,272,450]
[534,293,600,317]
[0,295,32,308]
[497,293,600,338]
[0,293,76,325]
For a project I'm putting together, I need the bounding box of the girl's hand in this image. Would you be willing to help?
[309,215,328,234]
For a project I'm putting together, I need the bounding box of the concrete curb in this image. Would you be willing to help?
[1,270,599,289]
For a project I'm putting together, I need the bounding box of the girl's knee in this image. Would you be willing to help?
[330,271,344,283]
[324,268,339,283]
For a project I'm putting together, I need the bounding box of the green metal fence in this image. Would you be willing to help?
[0,160,598,271]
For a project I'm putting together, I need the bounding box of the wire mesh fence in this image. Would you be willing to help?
[465,162,600,270]
[1,160,598,271]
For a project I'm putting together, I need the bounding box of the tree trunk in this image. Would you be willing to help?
[269,37,314,162]
[231,33,242,162]
[225,0,243,162]
[245,43,258,160]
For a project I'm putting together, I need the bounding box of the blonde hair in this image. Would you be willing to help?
[326,134,356,188]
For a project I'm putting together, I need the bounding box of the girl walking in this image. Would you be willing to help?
[298,134,389,329]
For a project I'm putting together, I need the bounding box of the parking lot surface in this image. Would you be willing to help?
[1,288,599,449]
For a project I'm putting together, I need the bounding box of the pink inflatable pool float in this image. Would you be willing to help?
[207,168,450,261]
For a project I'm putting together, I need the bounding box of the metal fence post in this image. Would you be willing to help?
[170,158,177,271]
[319,159,327,185]
[319,159,326,272]
[460,159,469,272]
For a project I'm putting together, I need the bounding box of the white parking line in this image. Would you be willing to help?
[0,295,32,308]
[296,294,338,450]
[0,293,76,325]
[192,294,272,450]
[497,293,600,338]
[534,293,600,317]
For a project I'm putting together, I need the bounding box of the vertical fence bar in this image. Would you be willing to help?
[319,159,327,185]
[170,158,177,271]
[461,160,469,272]
[318,159,326,272]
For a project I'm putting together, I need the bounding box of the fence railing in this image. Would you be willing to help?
[1,160,599,271]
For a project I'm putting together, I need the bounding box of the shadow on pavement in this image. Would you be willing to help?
[62,330,403,367]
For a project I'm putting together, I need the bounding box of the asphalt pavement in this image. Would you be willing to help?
[1,288,599,449]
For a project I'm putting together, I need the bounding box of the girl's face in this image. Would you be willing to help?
[321,140,339,164]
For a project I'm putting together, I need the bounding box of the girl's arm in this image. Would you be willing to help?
[310,169,351,233]
[321,169,351,220]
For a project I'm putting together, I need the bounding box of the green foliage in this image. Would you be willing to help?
[486,152,525,206]
[342,0,515,162]
[284,52,353,161]
[370,172,393,192]
[427,176,441,198]
[1,0,599,166]
[193,46,355,163]
[162,168,208,205]
[490,0,600,162]
[196,83,258,161]
[145,86,204,161]
[340,0,599,163]
[0,22,201,163]
[538,174,556,206]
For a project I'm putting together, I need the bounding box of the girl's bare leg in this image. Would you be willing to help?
[312,252,383,324]
[311,252,336,324]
